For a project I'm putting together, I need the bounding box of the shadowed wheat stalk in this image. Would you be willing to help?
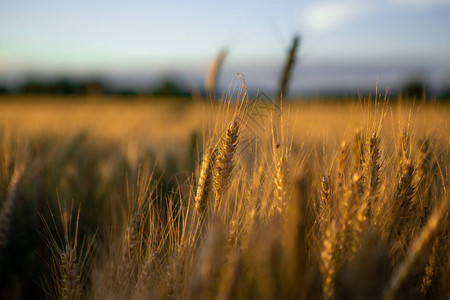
[421,237,438,296]
[383,193,449,300]
[0,167,22,249]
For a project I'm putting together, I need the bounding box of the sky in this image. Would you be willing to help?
[1,0,450,94]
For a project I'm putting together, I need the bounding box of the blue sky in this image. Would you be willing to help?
[1,0,450,92]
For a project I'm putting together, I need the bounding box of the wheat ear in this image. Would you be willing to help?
[320,175,332,215]
[415,138,433,225]
[60,245,82,300]
[363,133,381,218]
[195,148,215,215]
[56,203,85,300]
[205,48,227,98]
[276,34,300,101]
[352,128,365,172]
[320,220,338,300]
[273,156,287,215]
[213,121,239,212]
[393,159,415,236]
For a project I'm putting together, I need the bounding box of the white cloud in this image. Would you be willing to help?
[390,0,450,6]
[300,0,449,34]
[301,1,372,33]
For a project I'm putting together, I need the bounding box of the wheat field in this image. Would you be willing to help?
[0,90,449,299]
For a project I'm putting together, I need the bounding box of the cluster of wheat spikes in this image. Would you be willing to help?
[0,86,448,299]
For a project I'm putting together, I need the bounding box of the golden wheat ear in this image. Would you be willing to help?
[272,155,288,215]
[320,220,338,300]
[363,133,381,218]
[195,147,215,216]
[213,120,239,212]
[320,175,332,215]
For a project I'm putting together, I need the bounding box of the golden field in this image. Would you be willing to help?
[0,93,449,299]
[1,95,448,155]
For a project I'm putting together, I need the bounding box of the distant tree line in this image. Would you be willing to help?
[0,76,450,101]
[0,77,191,98]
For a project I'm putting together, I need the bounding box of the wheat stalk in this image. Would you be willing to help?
[0,168,22,249]
[216,249,242,300]
[116,209,143,294]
